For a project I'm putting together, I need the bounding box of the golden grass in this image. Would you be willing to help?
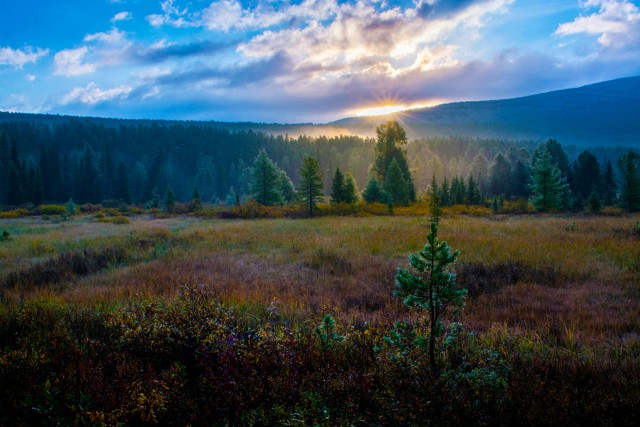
[1,213,639,347]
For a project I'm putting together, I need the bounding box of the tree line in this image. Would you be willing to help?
[0,117,638,212]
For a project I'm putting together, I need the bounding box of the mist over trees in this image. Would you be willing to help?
[0,117,637,212]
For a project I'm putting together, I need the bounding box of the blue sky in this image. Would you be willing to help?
[1,0,639,122]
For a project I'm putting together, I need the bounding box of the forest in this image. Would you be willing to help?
[0,115,638,213]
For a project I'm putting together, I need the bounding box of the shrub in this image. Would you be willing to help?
[37,204,67,215]
[111,215,131,225]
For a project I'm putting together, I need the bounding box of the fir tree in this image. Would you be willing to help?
[602,160,617,206]
[363,176,385,203]
[331,166,346,204]
[371,121,415,203]
[278,170,296,203]
[163,188,175,213]
[343,173,358,204]
[66,198,76,215]
[588,188,601,213]
[251,149,283,205]
[298,156,323,216]
[529,146,570,212]
[384,158,407,205]
[617,151,640,212]
[190,187,202,212]
[439,177,450,206]
[225,186,239,206]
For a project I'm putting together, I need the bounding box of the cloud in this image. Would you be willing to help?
[54,47,96,76]
[0,46,49,69]
[26,74,36,81]
[60,82,132,105]
[84,27,128,45]
[111,11,132,23]
[147,0,198,27]
[555,0,640,49]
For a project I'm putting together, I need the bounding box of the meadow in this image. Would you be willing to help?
[1,211,639,425]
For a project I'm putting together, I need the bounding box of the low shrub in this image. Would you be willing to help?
[37,204,67,215]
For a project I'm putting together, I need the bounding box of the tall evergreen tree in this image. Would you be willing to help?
[384,158,407,205]
[529,147,570,212]
[489,152,511,196]
[298,156,323,216]
[163,187,176,213]
[617,151,640,212]
[439,177,450,206]
[343,173,358,204]
[370,121,415,203]
[331,166,346,204]
[251,149,282,205]
[278,170,296,203]
[571,150,601,198]
[602,159,617,206]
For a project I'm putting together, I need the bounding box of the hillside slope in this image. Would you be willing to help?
[333,76,640,145]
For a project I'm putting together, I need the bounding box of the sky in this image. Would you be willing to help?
[0,0,639,123]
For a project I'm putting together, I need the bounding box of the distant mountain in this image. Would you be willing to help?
[1,76,638,146]
[332,76,640,146]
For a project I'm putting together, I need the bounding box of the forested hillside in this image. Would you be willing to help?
[0,115,636,208]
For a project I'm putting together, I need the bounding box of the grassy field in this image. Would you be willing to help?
[1,213,639,425]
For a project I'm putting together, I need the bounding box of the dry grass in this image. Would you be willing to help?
[2,213,638,347]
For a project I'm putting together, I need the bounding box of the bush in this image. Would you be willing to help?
[37,204,67,215]
[111,215,131,225]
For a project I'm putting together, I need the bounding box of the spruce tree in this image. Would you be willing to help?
[384,158,407,205]
[278,170,296,203]
[617,151,640,212]
[163,188,175,213]
[602,160,617,206]
[343,173,358,204]
[331,166,346,204]
[371,121,415,203]
[251,149,283,205]
[529,146,570,212]
[190,187,202,212]
[439,177,450,206]
[298,156,323,216]
[114,161,131,204]
[363,176,385,203]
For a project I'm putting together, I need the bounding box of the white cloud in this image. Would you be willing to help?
[26,74,36,81]
[555,0,640,48]
[111,11,132,22]
[60,82,132,105]
[54,47,96,76]
[0,46,49,69]
[147,0,198,27]
[238,0,511,79]
[84,28,128,45]
[202,0,338,32]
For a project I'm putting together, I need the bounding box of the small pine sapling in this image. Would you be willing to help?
[393,197,466,374]
[314,314,344,352]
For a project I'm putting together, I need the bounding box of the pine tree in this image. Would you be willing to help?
[384,158,407,205]
[331,166,346,204]
[571,150,601,198]
[371,121,415,203]
[278,170,296,203]
[439,177,450,206]
[190,187,202,212]
[163,188,175,213]
[251,149,282,205]
[617,151,640,212]
[343,173,358,204]
[363,176,385,203]
[393,196,465,373]
[602,160,617,206]
[588,188,601,213]
[298,156,323,216]
[529,146,570,212]
[489,152,511,196]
